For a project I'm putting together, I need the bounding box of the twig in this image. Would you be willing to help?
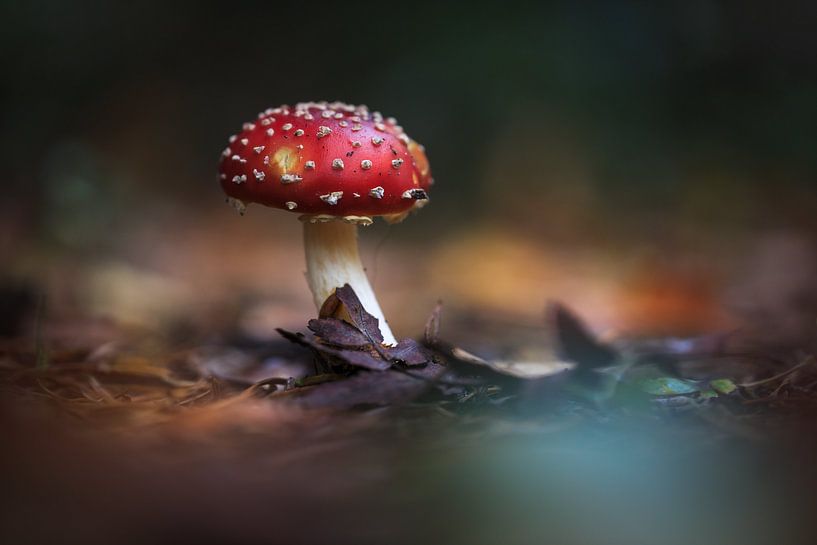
[739,356,813,388]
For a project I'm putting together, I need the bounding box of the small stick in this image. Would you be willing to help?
[739,356,813,388]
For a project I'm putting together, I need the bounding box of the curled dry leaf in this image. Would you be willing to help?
[546,301,619,370]
[422,304,572,383]
[320,284,384,345]
[279,285,433,374]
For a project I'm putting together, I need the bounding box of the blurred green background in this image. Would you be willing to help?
[2,0,816,342]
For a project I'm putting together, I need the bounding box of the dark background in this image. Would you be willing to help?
[2,0,816,340]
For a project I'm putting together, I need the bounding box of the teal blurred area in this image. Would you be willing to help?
[3,396,817,545]
[398,422,814,545]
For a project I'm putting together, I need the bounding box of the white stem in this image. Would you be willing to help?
[303,220,397,345]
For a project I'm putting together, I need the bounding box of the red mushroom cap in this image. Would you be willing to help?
[219,101,432,223]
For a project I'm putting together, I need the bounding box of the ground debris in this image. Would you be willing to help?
[1,286,816,441]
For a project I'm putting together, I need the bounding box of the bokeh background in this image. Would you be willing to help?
[2,0,816,348]
[3,4,817,545]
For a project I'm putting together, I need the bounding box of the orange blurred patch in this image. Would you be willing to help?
[614,261,733,336]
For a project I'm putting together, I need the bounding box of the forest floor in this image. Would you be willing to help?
[2,286,817,545]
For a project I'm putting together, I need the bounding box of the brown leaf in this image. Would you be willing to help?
[276,328,391,371]
[331,284,384,345]
[424,300,443,344]
[317,291,342,318]
[285,362,447,410]
[307,318,370,348]
[387,338,431,367]
[546,302,618,370]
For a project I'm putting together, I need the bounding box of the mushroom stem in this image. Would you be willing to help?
[303,220,397,345]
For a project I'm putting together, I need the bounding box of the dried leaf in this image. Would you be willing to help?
[307,318,370,347]
[330,347,392,371]
[317,291,341,318]
[424,301,443,344]
[435,345,523,385]
[546,302,618,369]
[331,284,384,345]
[387,338,431,367]
[285,362,446,410]
[446,346,571,382]
[276,328,391,371]
[491,359,574,379]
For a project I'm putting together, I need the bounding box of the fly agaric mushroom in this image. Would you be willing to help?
[218,101,432,345]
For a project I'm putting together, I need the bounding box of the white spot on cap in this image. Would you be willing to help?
[353,192,361,197]
[282,123,293,131]
[372,136,384,146]
[339,121,349,127]
[369,186,384,199]
[321,110,334,119]
[253,169,265,181]
[391,158,404,169]
[281,174,303,184]
[294,129,304,136]
[402,188,428,200]
[263,155,270,165]
[332,158,344,170]
[361,159,372,170]
[240,138,249,146]
[232,174,247,184]
[253,145,265,154]
[229,135,237,143]
[303,113,314,120]
[351,124,363,132]
[320,191,343,205]
[219,173,226,180]
[317,126,332,138]
[261,118,273,126]
[305,161,316,170]
[375,123,386,131]
[266,128,275,137]
[222,147,232,157]
[243,122,256,131]
[351,140,361,147]
[231,155,242,161]
[285,201,298,210]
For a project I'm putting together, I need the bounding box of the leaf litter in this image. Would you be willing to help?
[5,282,817,545]
[2,283,817,438]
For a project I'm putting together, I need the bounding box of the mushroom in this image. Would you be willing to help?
[218,101,433,345]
